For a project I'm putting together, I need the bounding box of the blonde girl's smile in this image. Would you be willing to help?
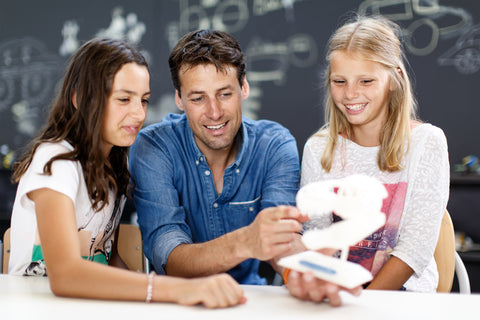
[345,103,368,114]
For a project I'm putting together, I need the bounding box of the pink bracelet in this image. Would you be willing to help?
[146,271,155,303]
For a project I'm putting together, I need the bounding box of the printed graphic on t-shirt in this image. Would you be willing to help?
[22,197,123,276]
[23,233,113,276]
[347,182,407,276]
[23,245,47,276]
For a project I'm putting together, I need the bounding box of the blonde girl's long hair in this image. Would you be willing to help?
[318,15,418,172]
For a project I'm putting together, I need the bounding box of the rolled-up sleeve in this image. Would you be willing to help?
[129,128,192,274]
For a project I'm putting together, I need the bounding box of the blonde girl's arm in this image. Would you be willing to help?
[29,187,244,307]
[366,256,413,290]
[369,126,449,290]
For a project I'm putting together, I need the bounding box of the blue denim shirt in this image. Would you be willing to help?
[129,113,299,284]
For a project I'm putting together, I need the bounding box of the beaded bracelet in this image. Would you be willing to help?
[146,271,155,303]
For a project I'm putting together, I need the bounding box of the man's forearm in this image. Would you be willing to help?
[164,227,251,277]
[164,206,307,278]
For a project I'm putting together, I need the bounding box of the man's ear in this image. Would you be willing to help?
[72,91,78,109]
[241,76,250,100]
[175,89,184,111]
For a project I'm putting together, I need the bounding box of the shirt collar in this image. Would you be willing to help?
[184,121,205,162]
[233,120,249,167]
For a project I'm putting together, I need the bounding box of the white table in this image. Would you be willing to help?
[0,274,478,319]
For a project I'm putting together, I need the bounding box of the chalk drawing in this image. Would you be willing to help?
[59,6,148,57]
[164,0,319,119]
[175,0,249,37]
[358,0,472,56]
[0,38,60,113]
[246,34,317,85]
[438,24,480,74]
[0,5,150,168]
[59,20,79,57]
[252,0,307,17]
[0,37,61,167]
[96,7,128,40]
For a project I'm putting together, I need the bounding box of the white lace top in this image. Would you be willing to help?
[300,123,450,292]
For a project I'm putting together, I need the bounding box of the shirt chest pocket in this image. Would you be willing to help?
[226,195,261,232]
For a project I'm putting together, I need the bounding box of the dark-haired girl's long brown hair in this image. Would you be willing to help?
[12,38,149,211]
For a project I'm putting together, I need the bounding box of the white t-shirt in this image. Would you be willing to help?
[301,123,450,292]
[9,140,124,276]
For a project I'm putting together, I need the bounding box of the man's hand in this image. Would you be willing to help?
[240,206,309,261]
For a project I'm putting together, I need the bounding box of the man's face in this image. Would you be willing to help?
[175,63,249,155]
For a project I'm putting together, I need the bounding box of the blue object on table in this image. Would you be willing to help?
[299,259,337,275]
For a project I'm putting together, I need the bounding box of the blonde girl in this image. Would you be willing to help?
[286,16,449,299]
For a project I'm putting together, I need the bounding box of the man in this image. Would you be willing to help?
[130,30,361,306]
[129,29,306,285]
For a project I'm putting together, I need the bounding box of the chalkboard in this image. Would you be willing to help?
[1,0,479,221]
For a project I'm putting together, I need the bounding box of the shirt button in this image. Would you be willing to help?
[195,161,199,165]
[249,207,254,212]
[205,170,211,176]
[200,157,204,161]
[213,203,218,208]
[236,169,240,174]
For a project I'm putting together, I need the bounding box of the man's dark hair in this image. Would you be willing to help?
[168,29,246,96]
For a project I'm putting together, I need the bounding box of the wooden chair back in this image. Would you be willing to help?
[117,224,145,273]
[434,211,456,292]
[2,228,10,274]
